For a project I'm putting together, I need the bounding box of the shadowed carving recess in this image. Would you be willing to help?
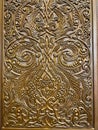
[3,0,93,128]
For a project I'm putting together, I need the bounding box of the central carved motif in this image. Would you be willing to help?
[3,0,93,128]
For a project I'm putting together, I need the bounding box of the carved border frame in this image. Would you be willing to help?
[0,0,98,130]
[93,0,98,130]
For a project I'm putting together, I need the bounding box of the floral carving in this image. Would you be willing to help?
[3,0,93,129]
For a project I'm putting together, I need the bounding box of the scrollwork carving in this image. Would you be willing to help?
[3,0,93,128]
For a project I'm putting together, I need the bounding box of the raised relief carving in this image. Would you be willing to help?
[3,0,93,128]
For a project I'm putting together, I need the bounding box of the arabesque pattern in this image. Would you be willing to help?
[3,0,93,128]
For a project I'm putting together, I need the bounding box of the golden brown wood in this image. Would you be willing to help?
[1,128,95,130]
[0,0,98,130]
[93,0,98,130]
[0,0,3,129]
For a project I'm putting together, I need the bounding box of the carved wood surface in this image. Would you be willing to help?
[3,0,93,129]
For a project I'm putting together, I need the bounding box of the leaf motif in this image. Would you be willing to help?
[53,44,60,52]
[33,45,41,52]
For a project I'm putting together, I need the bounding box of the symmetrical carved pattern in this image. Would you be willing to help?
[3,0,93,128]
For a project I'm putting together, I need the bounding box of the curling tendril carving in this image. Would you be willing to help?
[3,0,93,128]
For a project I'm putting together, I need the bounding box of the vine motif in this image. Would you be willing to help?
[3,0,93,128]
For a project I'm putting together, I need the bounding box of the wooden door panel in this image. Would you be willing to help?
[0,0,98,130]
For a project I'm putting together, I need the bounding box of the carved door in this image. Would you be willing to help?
[0,0,98,130]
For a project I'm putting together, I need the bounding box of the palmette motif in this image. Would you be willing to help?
[3,0,93,128]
